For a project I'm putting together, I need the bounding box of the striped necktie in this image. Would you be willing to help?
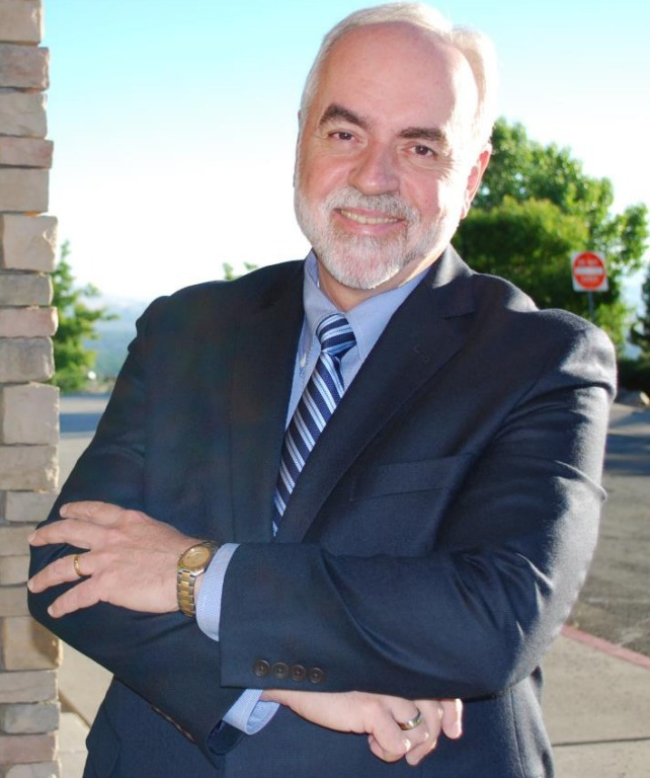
[273,313,356,533]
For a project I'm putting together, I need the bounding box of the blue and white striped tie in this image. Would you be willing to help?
[273,313,356,533]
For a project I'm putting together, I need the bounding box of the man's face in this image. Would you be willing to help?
[295,23,489,306]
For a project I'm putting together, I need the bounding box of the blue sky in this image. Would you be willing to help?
[43,0,649,302]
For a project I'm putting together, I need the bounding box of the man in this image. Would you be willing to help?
[29,3,615,776]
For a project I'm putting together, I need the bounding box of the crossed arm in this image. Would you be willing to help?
[28,500,462,766]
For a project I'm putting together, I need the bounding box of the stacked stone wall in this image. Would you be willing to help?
[0,1,61,775]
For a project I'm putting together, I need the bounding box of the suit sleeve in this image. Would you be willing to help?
[28,299,243,763]
[218,323,616,700]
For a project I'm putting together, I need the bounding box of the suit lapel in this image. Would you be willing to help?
[275,247,475,543]
[229,265,304,542]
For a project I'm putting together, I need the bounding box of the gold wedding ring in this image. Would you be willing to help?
[73,553,85,578]
[398,710,423,731]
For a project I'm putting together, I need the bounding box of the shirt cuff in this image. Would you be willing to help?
[195,543,279,735]
[196,542,239,641]
[222,689,280,735]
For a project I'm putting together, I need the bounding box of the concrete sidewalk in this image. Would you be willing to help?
[58,628,650,777]
[544,630,650,776]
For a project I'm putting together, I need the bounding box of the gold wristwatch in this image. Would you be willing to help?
[177,541,218,617]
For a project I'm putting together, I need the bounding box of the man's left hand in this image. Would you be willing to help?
[261,689,463,766]
[28,501,199,618]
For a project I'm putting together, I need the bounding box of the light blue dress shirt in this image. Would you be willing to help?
[196,252,427,734]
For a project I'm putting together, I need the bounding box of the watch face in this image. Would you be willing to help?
[183,545,213,572]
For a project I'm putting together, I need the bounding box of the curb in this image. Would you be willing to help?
[562,625,650,670]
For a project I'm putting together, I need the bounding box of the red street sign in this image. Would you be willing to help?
[571,251,608,292]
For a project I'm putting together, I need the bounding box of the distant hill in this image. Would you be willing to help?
[84,297,149,380]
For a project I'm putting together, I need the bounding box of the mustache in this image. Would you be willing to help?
[323,188,419,222]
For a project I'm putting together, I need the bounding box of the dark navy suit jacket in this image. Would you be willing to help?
[29,247,615,777]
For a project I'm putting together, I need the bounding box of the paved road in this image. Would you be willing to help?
[59,394,650,658]
[570,403,650,656]
[59,394,110,480]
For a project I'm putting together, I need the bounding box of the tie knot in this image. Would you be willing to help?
[317,313,356,358]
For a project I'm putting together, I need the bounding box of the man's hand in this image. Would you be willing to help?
[261,689,462,766]
[28,501,200,618]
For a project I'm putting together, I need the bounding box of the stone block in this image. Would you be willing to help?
[0,168,48,213]
[4,492,58,523]
[0,617,62,670]
[0,732,56,764]
[0,1,43,45]
[0,555,30,585]
[0,445,57,490]
[0,338,54,382]
[0,92,47,138]
[2,306,56,338]
[1,384,59,445]
[0,670,56,703]
[5,762,59,778]
[0,45,48,90]
[0,525,33,556]
[0,586,29,617]
[0,307,57,338]
[5,763,59,778]
[0,702,59,734]
[0,273,52,306]
[0,138,53,168]
[0,215,57,271]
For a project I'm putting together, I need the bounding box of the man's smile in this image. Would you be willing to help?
[338,208,402,225]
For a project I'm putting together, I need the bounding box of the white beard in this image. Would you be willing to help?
[294,184,449,290]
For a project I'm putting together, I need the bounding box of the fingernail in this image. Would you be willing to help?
[47,605,53,617]
[60,504,69,516]
[27,578,34,591]
[28,532,35,543]
[402,737,412,753]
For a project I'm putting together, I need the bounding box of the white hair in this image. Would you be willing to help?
[299,2,498,149]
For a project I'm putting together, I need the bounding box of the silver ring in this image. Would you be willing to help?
[73,553,85,578]
[398,710,423,731]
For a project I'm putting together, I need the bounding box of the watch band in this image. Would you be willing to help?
[177,541,218,618]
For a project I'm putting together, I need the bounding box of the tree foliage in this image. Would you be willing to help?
[51,241,115,392]
[630,268,650,356]
[455,118,648,347]
[222,261,258,281]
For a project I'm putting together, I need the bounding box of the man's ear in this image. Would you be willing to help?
[460,145,491,219]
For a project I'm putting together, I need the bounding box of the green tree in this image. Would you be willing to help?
[630,268,650,356]
[51,241,115,392]
[222,261,258,281]
[456,118,648,347]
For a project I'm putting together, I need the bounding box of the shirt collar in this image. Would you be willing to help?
[302,250,428,361]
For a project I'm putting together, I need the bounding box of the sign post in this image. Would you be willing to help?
[571,251,608,319]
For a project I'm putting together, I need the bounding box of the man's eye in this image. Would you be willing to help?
[331,131,354,141]
[413,145,435,157]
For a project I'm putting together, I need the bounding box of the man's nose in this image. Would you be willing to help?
[348,142,399,195]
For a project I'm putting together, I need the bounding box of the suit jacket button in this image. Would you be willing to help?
[308,666,325,685]
[253,659,270,678]
[290,664,307,682]
[272,662,289,680]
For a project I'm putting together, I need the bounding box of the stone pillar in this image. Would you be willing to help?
[0,1,61,776]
